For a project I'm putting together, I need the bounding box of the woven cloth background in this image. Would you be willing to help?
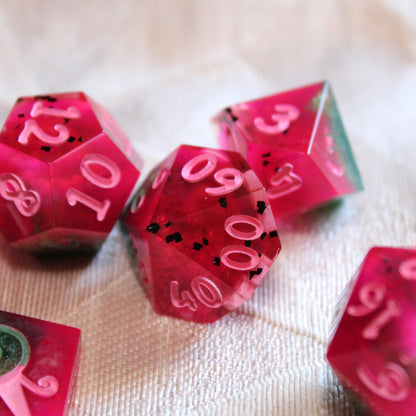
[0,1,415,415]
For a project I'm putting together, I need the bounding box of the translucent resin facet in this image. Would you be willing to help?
[0,310,80,416]
[0,93,142,253]
[121,145,281,323]
[327,247,416,416]
[213,81,363,218]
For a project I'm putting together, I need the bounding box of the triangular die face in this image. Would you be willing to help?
[154,145,259,221]
[123,149,179,232]
[147,232,247,323]
[228,81,325,153]
[146,194,280,300]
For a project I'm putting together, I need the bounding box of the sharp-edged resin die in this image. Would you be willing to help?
[327,247,416,416]
[121,145,281,323]
[212,81,363,218]
[0,93,142,253]
[0,310,80,416]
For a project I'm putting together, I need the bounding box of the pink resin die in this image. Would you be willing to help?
[212,81,363,218]
[327,247,416,416]
[0,93,142,253]
[121,145,281,323]
[0,310,80,416]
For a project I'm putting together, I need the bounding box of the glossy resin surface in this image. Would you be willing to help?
[0,310,80,416]
[327,247,416,416]
[121,145,281,323]
[0,93,142,253]
[213,81,363,218]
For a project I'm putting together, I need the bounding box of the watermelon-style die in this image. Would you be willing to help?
[327,247,416,416]
[0,93,142,253]
[212,81,363,218]
[121,145,281,323]
[0,310,80,416]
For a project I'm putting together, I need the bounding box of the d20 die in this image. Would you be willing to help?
[0,310,80,416]
[327,247,416,416]
[212,81,363,218]
[0,93,142,253]
[121,145,281,323]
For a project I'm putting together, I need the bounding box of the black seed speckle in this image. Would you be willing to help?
[262,152,271,158]
[165,221,172,228]
[258,253,262,257]
[249,268,263,280]
[41,146,51,152]
[263,160,269,167]
[275,166,280,172]
[386,266,394,274]
[16,98,23,103]
[64,118,70,124]
[219,197,227,208]
[202,238,209,246]
[257,201,266,214]
[15,124,21,130]
[214,257,220,266]
[260,232,267,240]
[67,136,76,143]
[193,242,203,251]
[17,113,25,118]
[146,222,161,233]
[34,95,57,102]
[225,107,238,122]
[283,129,289,135]
[166,232,182,243]
[78,137,83,142]
[245,240,251,247]
[269,230,278,238]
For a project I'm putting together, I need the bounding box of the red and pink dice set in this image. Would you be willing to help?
[0,81,403,414]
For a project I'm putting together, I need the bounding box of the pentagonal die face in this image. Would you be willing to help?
[0,310,80,416]
[0,93,142,253]
[213,81,363,218]
[121,145,281,323]
[327,247,416,416]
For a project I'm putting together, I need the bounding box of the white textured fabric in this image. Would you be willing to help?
[0,1,415,415]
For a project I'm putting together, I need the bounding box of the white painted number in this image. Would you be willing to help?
[399,257,416,280]
[181,153,217,183]
[347,281,401,340]
[18,119,70,146]
[357,362,410,402]
[66,154,121,221]
[254,104,299,135]
[18,100,80,146]
[170,277,223,311]
[224,215,264,241]
[205,168,244,196]
[267,163,302,199]
[80,153,121,189]
[0,173,41,217]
